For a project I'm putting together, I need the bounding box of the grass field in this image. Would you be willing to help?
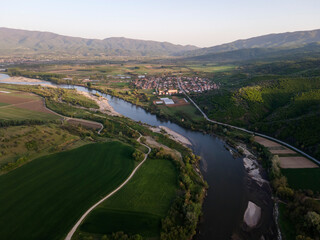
[0,124,91,168]
[187,64,235,73]
[0,106,59,121]
[159,103,203,123]
[79,158,178,238]
[0,141,135,240]
[278,203,296,240]
[282,168,320,192]
[0,90,60,121]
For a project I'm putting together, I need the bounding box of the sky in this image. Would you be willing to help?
[1,0,320,47]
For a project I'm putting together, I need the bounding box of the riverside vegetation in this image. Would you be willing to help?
[1,28,320,240]
[2,47,320,240]
[258,149,320,240]
[0,84,206,240]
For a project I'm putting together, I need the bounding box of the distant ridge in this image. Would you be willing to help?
[1,27,320,59]
[0,27,198,57]
[181,29,320,57]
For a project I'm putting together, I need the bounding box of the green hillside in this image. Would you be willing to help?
[193,58,320,160]
[0,27,198,57]
[181,29,320,57]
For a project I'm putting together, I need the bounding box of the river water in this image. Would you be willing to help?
[0,74,276,239]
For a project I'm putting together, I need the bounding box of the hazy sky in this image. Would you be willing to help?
[2,0,320,47]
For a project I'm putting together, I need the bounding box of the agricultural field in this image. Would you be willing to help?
[78,158,178,238]
[0,88,60,121]
[0,124,93,171]
[282,168,320,192]
[158,103,203,125]
[186,64,235,73]
[278,203,296,240]
[0,141,135,240]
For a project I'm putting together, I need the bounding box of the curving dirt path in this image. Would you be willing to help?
[64,133,151,240]
[41,97,104,134]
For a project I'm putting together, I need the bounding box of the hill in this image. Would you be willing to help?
[0,27,198,57]
[183,42,320,63]
[182,29,320,57]
[192,57,320,160]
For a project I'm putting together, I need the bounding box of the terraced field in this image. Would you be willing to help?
[0,141,135,240]
[78,158,178,238]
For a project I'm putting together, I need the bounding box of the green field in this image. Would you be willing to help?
[282,168,320,192]
[79,158,178,238]
[0,106,59,121]
[187,64,235,73]
[0,141,135,240]
[159,104,203,123]
[0,102,9,107]
[278,203,296,240]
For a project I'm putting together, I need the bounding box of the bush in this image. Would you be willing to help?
[132,150,144,162]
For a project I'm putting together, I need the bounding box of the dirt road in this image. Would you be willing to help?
[64,133,151,240]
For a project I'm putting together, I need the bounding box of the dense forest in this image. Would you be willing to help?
[193,58,320,160]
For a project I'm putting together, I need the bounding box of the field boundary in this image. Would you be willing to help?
[64,133,151,240]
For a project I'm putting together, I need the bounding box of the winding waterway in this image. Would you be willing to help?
[0,74,276,239]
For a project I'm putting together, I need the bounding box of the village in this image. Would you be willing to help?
[133,76,219,95]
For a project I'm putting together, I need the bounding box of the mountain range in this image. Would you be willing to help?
[0,27,198,57]
[0,27,320,58]
[181,29,320,57]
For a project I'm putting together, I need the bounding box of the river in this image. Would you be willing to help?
[0,74,277,239]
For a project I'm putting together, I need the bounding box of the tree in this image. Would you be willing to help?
[277,186,294,200]
[305,211,320,236]
[87,82,92,88]
[140,137,146,144]
[132,150,144,162]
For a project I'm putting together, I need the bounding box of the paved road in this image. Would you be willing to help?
[65,133,151,240]
[178,80,320,165]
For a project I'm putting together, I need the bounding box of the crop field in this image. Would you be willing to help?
[79,158,178,238]
[0,89,60,121]
[187,64,235,73]
[278,203,296,240]
[282,168,320,192]
[0,141,135,240]
[159,103,203,123]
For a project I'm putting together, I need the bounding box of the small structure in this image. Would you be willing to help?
[167,89,178,95]
[160,98,175,105]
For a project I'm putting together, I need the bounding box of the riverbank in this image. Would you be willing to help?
[4,76,43,83]
[232,144,278,240]
[77,91,121,117]
[149,125,192,146]
[0,73,274,240]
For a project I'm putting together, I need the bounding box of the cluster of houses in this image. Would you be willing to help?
[133,76,219,95]
[178,76,219,93]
